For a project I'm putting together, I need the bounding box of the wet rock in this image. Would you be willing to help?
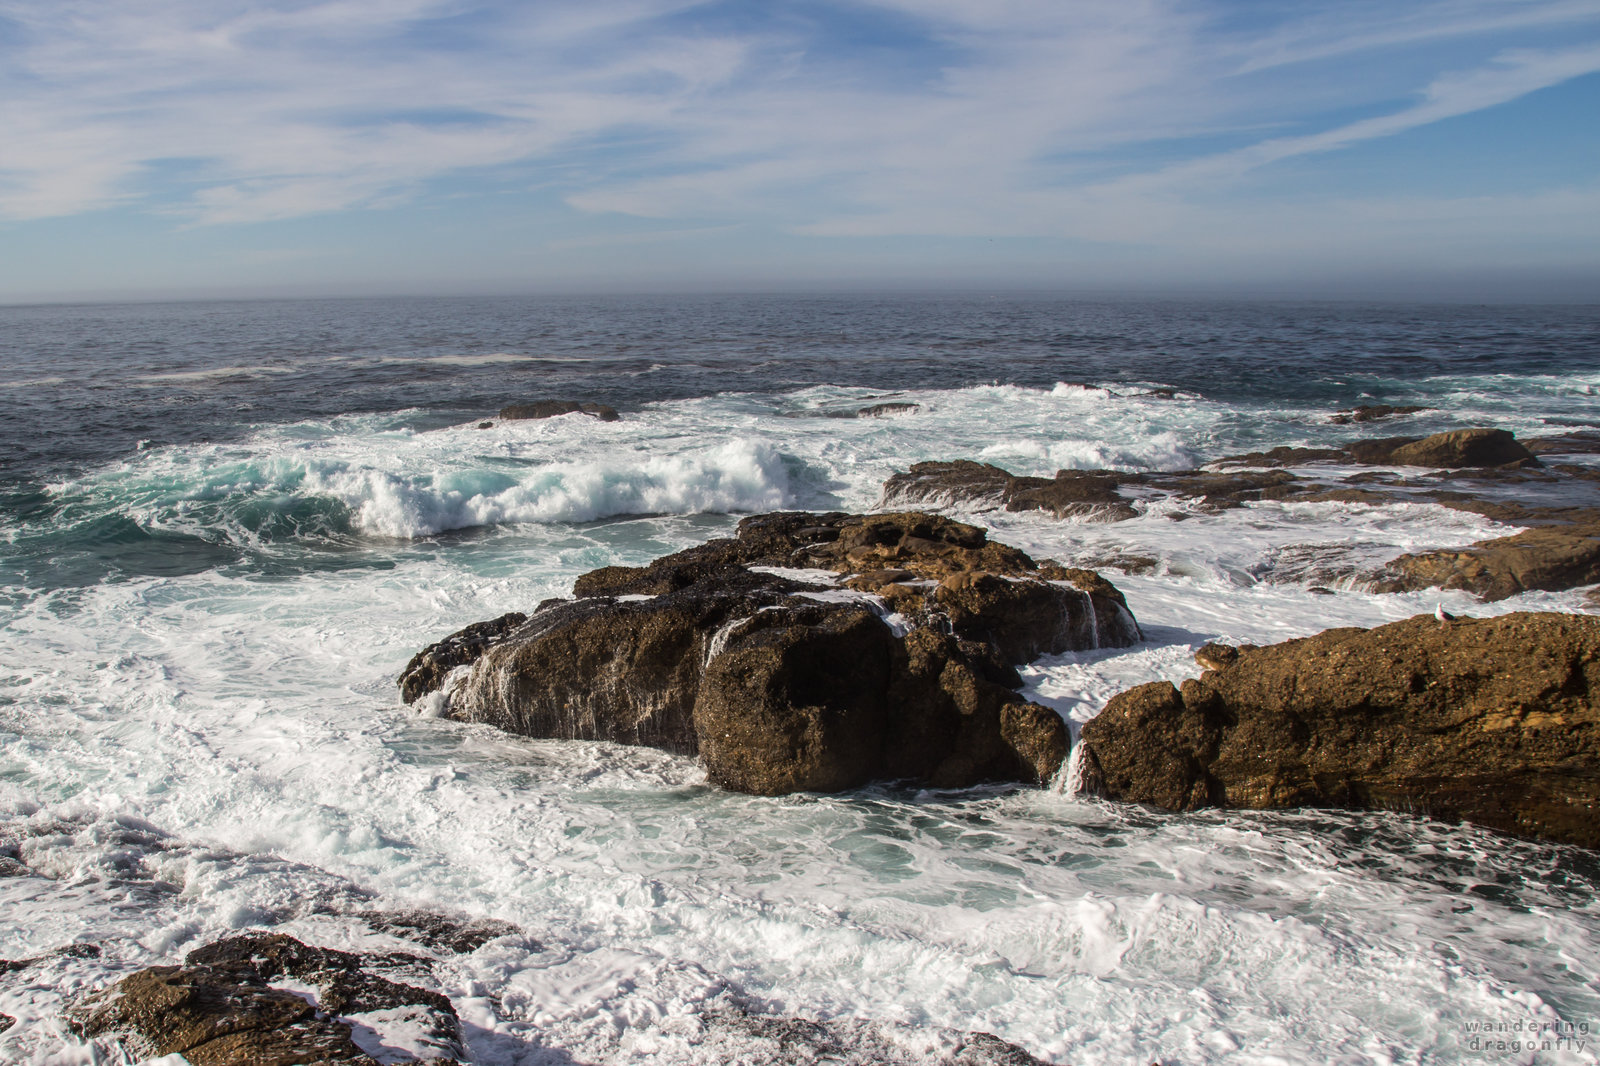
[1077,612,1600,848]
[72,933,461,1064]
[858,402,920,417]
[1370,522,1600,601]
[404,512,1136,793]
[0,1013,12,1034]
[498,400,619,422]
[688,1008,1051,1065]
[1329,404,1430,424]
[1221,428,1535,469]
[1525,430,1600,456]
[1,943,101,974]
[357,909,525,954]
[399,611,526,704]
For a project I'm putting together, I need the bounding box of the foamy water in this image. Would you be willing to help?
[3,304,1600,1065]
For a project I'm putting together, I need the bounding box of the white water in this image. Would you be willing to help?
[3,382,1599,1065]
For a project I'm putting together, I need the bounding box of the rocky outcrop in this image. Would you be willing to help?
[858,402,920,417]
[1328,404,1429,424]
[70,933,461,1064]
[1371,521,1600,601]
[498,400,619,422]
[1221,427,1536,469]
[401,512,1140,794]
[881,460,1311,520]
[1076,612,1600,848]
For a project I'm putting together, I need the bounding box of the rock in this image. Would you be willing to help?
[1222,428,1535,469]
[1329,404,1429,424]
[882,460,1320,521]
[1,943,101,975]
[356,909,525,954]
[1525,431,1600,456]
[404,511,1137,794]
[0,1013,12,1034]
[686,1007,1051,1065]
[498,400,619,422]
[858,402,920,417]
[399,611,526,704]
[1371,522,1600,601]
[477,421,493,429]
[72,933,461,1065]
[1077,612,1600,848]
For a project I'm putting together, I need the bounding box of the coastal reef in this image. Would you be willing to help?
[884,428,1600,601]
[1075,611,1600,848]
[401,511,1140,794]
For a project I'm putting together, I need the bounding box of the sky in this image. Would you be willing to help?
[2,0,1599,301]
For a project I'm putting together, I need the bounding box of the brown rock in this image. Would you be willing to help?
[498,400,619,421]
[1077,612,1600,848]
[399,612,526,704]
[1386,428,1535,468]
[72,934,461,1064]
[402,511,1127,794]
[1371,522,1600,601]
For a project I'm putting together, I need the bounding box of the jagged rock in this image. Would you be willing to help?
[1329,404,1429,424]
[399,611,526,704]
[1077,612,1600,848]
[0,1013,12,1033]
[1526,431,1600,456]
[1371,522,1600,601]
[498,400,619,422]
[72,933,460,1065]
[356,909,524,954]
[1,943,101,975]
[858,402,920,417]
[404,512,1137,794]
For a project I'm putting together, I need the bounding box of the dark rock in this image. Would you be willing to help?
[404,511,1135,794]
[73,933,461,1064]
[692,1007,1051,1065]
[0,1013,12,1034]
[1329,404,1429,424]
[1525,431,1600,456]
[881,461,1016,511]
[399,612,526,704]
[1077,612,1600,848]
[498,400,619,422]
[1371,522,1600,601]
[858,402,920,417]
[477,421,493,429]
[357,909,525,954]
[1216,446,1348,468]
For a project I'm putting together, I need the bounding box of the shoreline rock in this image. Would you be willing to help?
[401,511,1140,794]
[1076,611,1600,848]
[498,400,620,422]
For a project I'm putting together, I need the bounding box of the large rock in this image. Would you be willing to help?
[70,933,460,1064]
[1371,522,1600,601]
[1222,427,1536,469]
[1076,612,1600,848]
[403,512,1140,794]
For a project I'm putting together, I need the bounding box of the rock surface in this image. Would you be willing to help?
[498,400,620,422]
[1220,427,1536,469]
[1328,404,1429,424]
[71,933,461,1064]
[402,511,1140,794]
[858,402,920,417]
[1371,520,1600,601]
[1076,611,1600,848]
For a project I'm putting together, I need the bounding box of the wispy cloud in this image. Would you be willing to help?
[0,0,1597,291]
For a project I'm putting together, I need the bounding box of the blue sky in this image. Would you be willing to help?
[2,0,1598,300]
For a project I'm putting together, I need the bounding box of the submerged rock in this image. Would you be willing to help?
[858,402,921,417]
[684,1007,1051,1065]
[1328,403,1430,424]
[71,933,461,1064]
[498,400,620,422]
[402,511,1140,794]
[1076,612,1600,848]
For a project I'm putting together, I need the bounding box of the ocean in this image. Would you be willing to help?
[1,294,1598,1065]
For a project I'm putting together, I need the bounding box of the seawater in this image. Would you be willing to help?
[1,295,1599,1065]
